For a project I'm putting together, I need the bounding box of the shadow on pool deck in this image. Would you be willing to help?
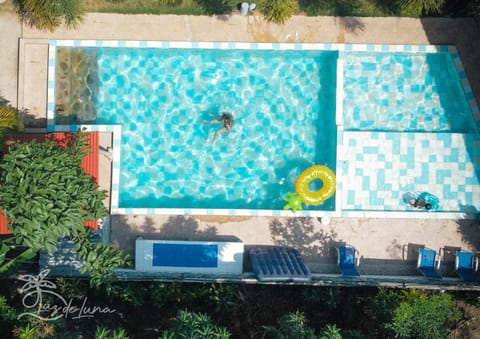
[109,214,480,278]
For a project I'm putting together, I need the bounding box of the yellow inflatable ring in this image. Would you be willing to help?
[295,165,336,206]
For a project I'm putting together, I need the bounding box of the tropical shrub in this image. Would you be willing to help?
[73,230,130,289]
[263,310,317,339]
[13,0,84,31]
[0,131,107,252]
[398,0,446,17]
[319,324,342,339]
[262,0,298,24]
[0,295,17,326]
[0,104,24,140]
[161,309,230,338]
[392,292,461,338]
[95,326,130,339]
[371,287,402,337]
[0,131,126,286]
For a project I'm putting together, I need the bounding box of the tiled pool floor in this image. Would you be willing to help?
[338,131,480,216]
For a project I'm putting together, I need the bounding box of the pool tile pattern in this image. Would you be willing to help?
[337,131,480,213]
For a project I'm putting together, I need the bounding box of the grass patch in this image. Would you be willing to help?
[298,0,401,16]
[82,0,235,16]
[82,0,400,17]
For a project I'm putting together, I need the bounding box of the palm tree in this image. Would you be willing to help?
[398,0,446,17]
[14,0,84,32]
[0,104,24,140]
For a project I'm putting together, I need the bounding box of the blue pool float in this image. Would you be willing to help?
[416,192,439,210]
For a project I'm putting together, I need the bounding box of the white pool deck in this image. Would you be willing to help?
[2,9,480,285]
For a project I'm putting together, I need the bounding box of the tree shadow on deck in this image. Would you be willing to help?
[456,217,480,252]
[269,217,342,261]
[110,215,234,258]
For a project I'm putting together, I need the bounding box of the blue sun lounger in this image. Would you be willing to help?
[417,248,442,279]
[336,246,360,276]
[455,251,479,282]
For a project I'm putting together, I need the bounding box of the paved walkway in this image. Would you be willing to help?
[2,11,480,278]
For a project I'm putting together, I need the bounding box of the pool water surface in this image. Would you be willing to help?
[88,48,337,210]
[49,41,480,217]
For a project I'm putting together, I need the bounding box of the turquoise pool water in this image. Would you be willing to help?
[53,44,479,214]
[343,52,476,132]
[84,48,337,210]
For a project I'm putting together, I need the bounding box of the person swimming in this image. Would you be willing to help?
[210,112,234,142]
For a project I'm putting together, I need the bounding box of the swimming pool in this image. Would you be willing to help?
[48,41,480,218]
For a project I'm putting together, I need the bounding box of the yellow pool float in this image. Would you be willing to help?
[295,165,336,206]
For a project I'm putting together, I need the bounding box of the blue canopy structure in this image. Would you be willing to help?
[417,248,442,279]
[337,246,360,276]
[455,251,479,282]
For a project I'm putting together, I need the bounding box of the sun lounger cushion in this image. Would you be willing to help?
[249,246,312,282]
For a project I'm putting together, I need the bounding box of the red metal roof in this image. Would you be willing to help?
[0,132,100,234]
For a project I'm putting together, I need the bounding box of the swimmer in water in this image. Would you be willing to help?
[209,112,234,142]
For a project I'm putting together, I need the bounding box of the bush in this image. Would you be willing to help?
[392,292,461,338]
[13,0,84,31]
[263,310,317,339]
[398,0,446,17]
[161,309,230,338]
[261,0,298,24]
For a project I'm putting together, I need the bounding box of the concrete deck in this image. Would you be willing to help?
[2,9,480,283]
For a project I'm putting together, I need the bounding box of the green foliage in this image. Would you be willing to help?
[392,292,461,338]
[73,231,130,289]
[194,0,233,15]
[319,324,342,339]
[149,282,182,309]
[12,318,58,339]
[342,329,373,339]
[160,0,179,5]
[95,326,130,339]
[0,241,9,265]
[0,131,108,253]
[13,323,36,339]
[55,277,87,298]
[161,309,230,338]
[0,295,17,323]
[398,0,446,17]
[371,288,401,336]
[301,286,342,311]
[13,0,84,31]
[261,0,298,24]
[0,104,24,140]
[400,288,428,303]
[263,310,317,339]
